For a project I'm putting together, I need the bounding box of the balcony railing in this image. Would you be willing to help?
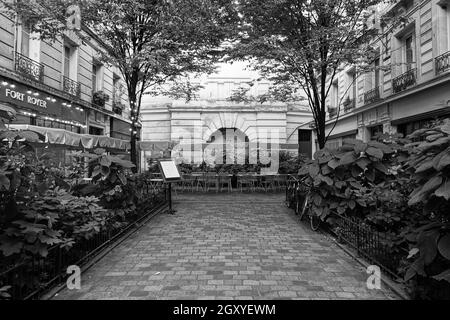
[63,76,81,98]
[392,68,416,93]
[343,98,356,112]
[113,101,124,116]
[14,51,44,82]
[364,86,380,104]
[436,51,450,75]
[328,107,337,118]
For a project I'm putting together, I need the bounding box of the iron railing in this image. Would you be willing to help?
[392,69,417,93]
[62,76,81,98]
[0,180,168,300]
[343,99,356,112]
[14,52,44,82]
[364,86,381,104]
[285,176,407,280]
[328,108,337,118]
[436,51,450,75]
[113,101,124,116]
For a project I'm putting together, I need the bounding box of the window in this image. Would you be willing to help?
[21,22,31,57]
[405,34,414,71]
[383,34,391,59]
[332,80,339,108]
[397,118,435,139]
[352,72,357,101]
[325,139,340,150]
[63,45,71,78]
[437,0,450,54]
[89,126,104,136]
[92,64,98,91]
[92,61,103,92]
[370,125,383,140]
[374,58,380,87]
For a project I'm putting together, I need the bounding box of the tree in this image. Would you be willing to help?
[230,0,390,149]
[1,0,239,170]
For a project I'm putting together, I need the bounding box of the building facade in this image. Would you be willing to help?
[300,0,450,156]
[140,62,312,169]
[0,9,132,163]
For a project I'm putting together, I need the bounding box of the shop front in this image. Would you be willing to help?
[1,75,131,166]
[0,75,86,133]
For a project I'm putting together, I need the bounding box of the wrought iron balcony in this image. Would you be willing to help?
[392,68,416,93]
[328,107,337,118]
[63,76,81,98]
[113,101,124,116]
[436,51,450,75]
[14,51,44,82]
[364,86,380,104]
[343,98,356,112]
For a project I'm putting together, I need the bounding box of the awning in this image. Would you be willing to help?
[0,103,17,121]
[9,124,131,150]
[138,140,177,151]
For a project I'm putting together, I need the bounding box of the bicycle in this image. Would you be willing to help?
[295,179,322,231]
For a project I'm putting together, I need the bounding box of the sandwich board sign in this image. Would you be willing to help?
[158,159,181,182]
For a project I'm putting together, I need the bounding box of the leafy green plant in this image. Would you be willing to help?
[400,119,450,297]
[0,188,108,258]
[298,138,406,222]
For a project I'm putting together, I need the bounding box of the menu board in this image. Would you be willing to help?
[158,159,181,182]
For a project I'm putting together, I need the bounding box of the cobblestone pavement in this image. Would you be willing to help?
[53,193,399,300]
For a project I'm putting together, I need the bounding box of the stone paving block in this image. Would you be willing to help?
[54,193,399,300]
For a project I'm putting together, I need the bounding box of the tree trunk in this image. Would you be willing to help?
[130,126,138,173]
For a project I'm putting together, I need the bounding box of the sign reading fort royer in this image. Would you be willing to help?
[158,159,182,182]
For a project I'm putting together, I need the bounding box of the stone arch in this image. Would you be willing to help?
[202,113,257,143]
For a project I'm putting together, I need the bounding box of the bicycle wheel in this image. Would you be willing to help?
[310,214,321,231]
[298,194,309,221]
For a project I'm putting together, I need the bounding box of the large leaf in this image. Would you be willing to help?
[373,162,389,174]
[100,155,112,167]
[366,147,383,160]
[0,237,23,256]
[434,181,450,201]
[111,157,135,169]
[316,149,333,164]
[328,158,340,170]
[319,175,333,186]
[367,141,393,153]
[355,157,371,169]
[432,269,450,283]
[418,231,439,265]
[436,151,450,171]
[404,258,426,281]
[415,157,434,173]
[308,164,320,177]
[418,137,450,152]
[339,152,356,166]
[438,234,450,260]
[408,175,443,206]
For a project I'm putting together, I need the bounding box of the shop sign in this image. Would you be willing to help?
[0,76,84,123]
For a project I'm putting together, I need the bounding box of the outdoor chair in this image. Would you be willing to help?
[260,175,275,192]
[218,173,232,192]
[237,175,254,192]
[182,174,197,192]
[204,173,218,192]
[249,174,261,192]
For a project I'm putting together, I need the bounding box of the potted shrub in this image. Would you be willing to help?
[92,91,110,108]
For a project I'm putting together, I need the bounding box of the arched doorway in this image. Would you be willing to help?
[205,128,250,165]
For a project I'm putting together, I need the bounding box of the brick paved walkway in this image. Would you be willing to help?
[53,193,399,300]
